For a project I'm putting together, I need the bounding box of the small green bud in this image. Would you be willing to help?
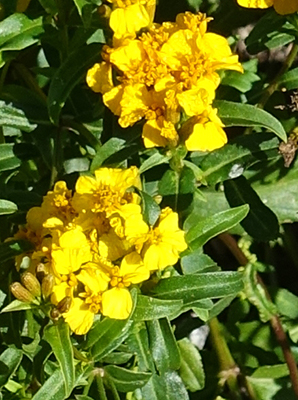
[21,272,41,298]
[10,282,35,303]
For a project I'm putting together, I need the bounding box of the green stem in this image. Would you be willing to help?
[258,43,298,110]
[0,60,10,95]
[95,369,108,400]
[83,370,95,396]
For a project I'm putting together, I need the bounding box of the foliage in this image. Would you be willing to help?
[0,0,298,399]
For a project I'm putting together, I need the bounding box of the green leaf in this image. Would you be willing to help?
[0,348,23,388]
[0,199,17,215]
[43,320,75,397]
[142,372,189,400]
[178,338,205,392]
[1,299,36,313]
[0,144,20,172]
[181,250,218,274]
[279,67,298,90]
[139,190,160,226]
[199,133,279,185]
[73,0,98,26]
[48,43,102,125]
[244,263,277,323]
[221,69,260,93]
[104,365,151,392]
[185,205,249,249]
[224,176,279,241]
[32,369,66,400]
[91,137,126,171]
[0,14,43,52]
[133,295,183,321]
[151,272,244,303]
[84,316,134,360]
[139,152,170,174]
[0,100,38,132]
[251,364,289,379]
[0,240,34,263]
[214,100,287,142]
[275,288,298,319]
[147,318,181,373]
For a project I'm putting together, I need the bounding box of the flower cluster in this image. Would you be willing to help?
[11,167,187,335]
[236,0,298,15]
[87,10,242,152]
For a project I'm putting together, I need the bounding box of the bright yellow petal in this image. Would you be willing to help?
[63,297,94,335]
[110,5,151,38]
[103,85,125,116]
[120,252,150,284]
[110,40,145,73]
[77,267,110,293]
[102,287,132,319]
[99,229,132,261]
[119,84,150,128]
[142,119,169,148]
[236,0,273,8]
[86,62,114,94]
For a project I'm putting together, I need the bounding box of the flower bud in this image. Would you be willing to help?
[57,296,72,314]
[50,308,60,320]
[42,274,55,300]
[98,4,111,18]
[21,272,41,298]
[36,263,47,282]
[10,282,35,303]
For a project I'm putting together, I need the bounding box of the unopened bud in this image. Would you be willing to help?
[36,263,47,282]
[42,274,55,299]
[21,272,41,298]
[50,308,60,320]
[10,282,35,303]
[98,4,111,18]
[57,296,72,314]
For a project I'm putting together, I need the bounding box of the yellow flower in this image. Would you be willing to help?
[181,107,227,152]
[125,207,188,271]
[51,229,92,276]
[107,0,156,40]
[101,252,149,319]
[236,0,298,14]
[63,297,97,335]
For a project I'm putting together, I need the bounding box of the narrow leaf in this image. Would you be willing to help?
[0,144,21,172]
[48,43,102,124]
[0,348,23,388]
[43,320,75,397]
[0,240,34,263]
[178,338,205,392]
[139,190,160,226]
[104,365,151,392]
[133,295,183,321]
[185,205,249,249]
[0,101,37,132]
[0,199,17,215]
[1,299,36,313]
[91,137,126,171]
[214,100,287,142]
[151,272,244,303]
[139,152,170,174]
[32,369,65,400]
[224,176,279,241]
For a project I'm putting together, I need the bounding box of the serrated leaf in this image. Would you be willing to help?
[43,320,75,397]
[178,338,205,392]
[147,318,181,373]
[0,348,23,388]
[0,199,17,215]
[224,176,279,241]
[0,14,43,52]
[185,205,249,249]
[244,263,277,323]
[104,365,151,392]
[48,43,102,124]
[133,295,183,321]
[151,272,244,303]
[214,100,287,142]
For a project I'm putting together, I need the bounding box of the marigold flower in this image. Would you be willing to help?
[236,0,298,15]
[87,12,242,152]
[125,207,188,271]
[106,0,156,40]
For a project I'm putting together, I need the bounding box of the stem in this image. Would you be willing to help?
[219,233,298,399]
[95,370,108,400]
[105,374,121,400]
[209,318,257,400]
[0,61,10,95]
[83,371,95,396]
[258,43,298,110]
